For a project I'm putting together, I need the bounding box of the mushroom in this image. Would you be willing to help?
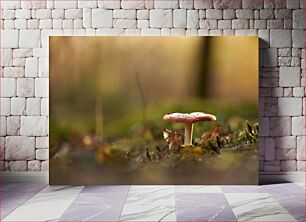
[163,112,217,146]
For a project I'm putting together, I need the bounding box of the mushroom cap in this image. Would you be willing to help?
[163,112,217,124]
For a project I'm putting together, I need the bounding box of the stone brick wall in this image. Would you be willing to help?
[0,0,305,172]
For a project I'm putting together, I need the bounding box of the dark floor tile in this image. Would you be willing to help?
[176,193,237,222]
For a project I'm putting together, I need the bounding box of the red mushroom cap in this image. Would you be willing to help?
[163,112,216,124]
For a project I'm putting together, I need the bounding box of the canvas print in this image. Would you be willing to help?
[50,36,258,185]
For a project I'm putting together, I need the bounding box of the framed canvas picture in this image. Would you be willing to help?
[50,36,258,185]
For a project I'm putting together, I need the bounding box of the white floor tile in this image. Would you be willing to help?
[176,185,222,193]
[225,193,297,222]
[119,186,176,222]
[3,186,84,221]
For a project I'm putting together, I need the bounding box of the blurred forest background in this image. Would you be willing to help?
[50,37,258,185]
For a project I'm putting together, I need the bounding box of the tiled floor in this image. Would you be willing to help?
[1,183,305,221]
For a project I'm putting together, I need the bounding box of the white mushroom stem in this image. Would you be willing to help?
[184,123,194,146]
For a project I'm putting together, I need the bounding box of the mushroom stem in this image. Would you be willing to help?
[184,123,193,146]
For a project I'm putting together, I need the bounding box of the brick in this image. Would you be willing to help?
[13,58,26,67]
[21,0,46,9]
[114,19,137,28]
[206,9,222,19]
[16,78,34,97]
[232,19,249,29]
[39,19,52,29]
[1,117,6,136]
[83,8,91,28]
[2,48,10,61]
[38,58,49,77]
[41,98,49,116]
[291,57,300,67]
[275,9,292,19]
[278,57,291,67]
[96,28,124,36]
[1,78,16,98]
[279,67,300,87]
[26,98,41,116]
[218,20,231,29]
[36,137,49,149]
[194,0,212,9]
[36,149,48,160]
[278,98,302,116]
[1,30,19,48]
[292,116,305,135]
[270,117,291,136]
[214,0,241,9]
[263,48,277,67]
[276,149,296,160]
[137,10,149,19]
[297,136,305,160]
[25,57,38,77]
[125,29,141,36]
[1,1,20,9]
[293,9,305,29]
[92,9,113,28]
[267,19,283,29]
[200,19,217,29]
[3,67,24,78]
[150,9,172,28]
[236,9,254,19]
[114,9,136,19]
[63,19,73,29]
[187,10,199,29]
[259,117,269,136]
[275,136,296,149]
[98,0,121,9]
[270,30,291,48]
[173,9,187,28]
[242,0,263,9]
[287,0,300,9]
[52,9,64,19]
[293,87,304,97]
[137,20,149,28]
[11,98,25,115]
[27,19,39,29]
[15,19,27,29]
[283,87,293,96]
[160,28,170,36]
[264,137,275,160]
[223,9,235,19]
[20,116,48,136]
[1,98,10,116]
[35,9,51,19]
[7,116,20,136]
[78,0,97,8]
[2,10,16,19]
[28,160,41,171]
[171,28,186,36]
[292,30,305,48]
[179,0,193,9]
[54,0,77,9]
[19,30,41,48]
[5,136,35,160]
[65,9,82,19]
[278,48,291,57]
[41,160,49,171]
[9,161,27,171]
[35,78,49,97]
[15,9,31,19]
[297,161,305,171]
[154,0,178,9]
[140,28,161,36]
[281,160,297,171]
